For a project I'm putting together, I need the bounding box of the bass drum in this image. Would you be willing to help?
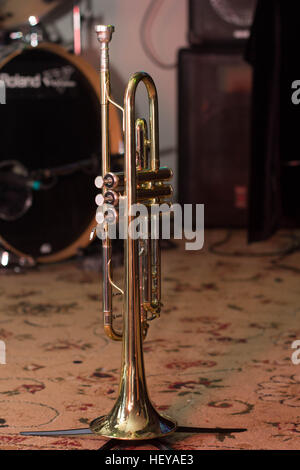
[0,43,122,263]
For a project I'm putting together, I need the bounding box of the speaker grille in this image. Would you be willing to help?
[178,48,252,227]
[189,0,257,44]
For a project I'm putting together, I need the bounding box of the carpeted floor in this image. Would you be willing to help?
[1,229,300,450]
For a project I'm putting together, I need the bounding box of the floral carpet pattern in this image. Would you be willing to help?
[1,229,300,450]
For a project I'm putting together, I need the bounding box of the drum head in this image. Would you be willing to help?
[0,44,121,262]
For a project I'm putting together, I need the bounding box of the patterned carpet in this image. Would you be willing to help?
[1,229,300,450]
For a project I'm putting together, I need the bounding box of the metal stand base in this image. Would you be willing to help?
[21,422,247,450]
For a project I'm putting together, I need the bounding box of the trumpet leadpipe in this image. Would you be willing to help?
[95,24,122,343]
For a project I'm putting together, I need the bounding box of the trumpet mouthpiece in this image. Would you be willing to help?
[95,24,115,43]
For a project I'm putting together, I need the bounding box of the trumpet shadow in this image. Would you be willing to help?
[97,425,247,450]
[21,424,247,450]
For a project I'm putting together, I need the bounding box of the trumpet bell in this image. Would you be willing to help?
[90,397,177,440]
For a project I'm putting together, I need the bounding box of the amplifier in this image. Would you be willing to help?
[178,46,252,227]
[189,0,257,45]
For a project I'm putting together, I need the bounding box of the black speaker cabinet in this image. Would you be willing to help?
[189,0,257,45]
[178,46,252,227]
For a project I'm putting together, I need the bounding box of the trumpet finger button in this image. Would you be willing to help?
[96,210,105,224]
[95,193,105,206]
[95,176,104,189]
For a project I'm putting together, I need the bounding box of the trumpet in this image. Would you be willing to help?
[90,25,176,440]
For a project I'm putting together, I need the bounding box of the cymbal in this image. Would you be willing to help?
[0,0,73,30]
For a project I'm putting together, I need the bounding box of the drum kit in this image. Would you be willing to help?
[0,5,248,447]
[0,0,122,269]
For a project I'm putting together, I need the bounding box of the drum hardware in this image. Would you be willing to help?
[0,0,80,53]
[20,25,247,448]
[0,0,75,31]
[0,245,36,272]
[0,153,124,223]
[0,153,123,271]
[0,234,36,272]
[0,156,97,222]
[5,16,48,49]
[0,160,33,222]
[27,15,42,47]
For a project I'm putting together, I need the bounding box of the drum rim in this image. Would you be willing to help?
[0,42,122,263]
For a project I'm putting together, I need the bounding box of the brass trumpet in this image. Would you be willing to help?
[90,25,176,440]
